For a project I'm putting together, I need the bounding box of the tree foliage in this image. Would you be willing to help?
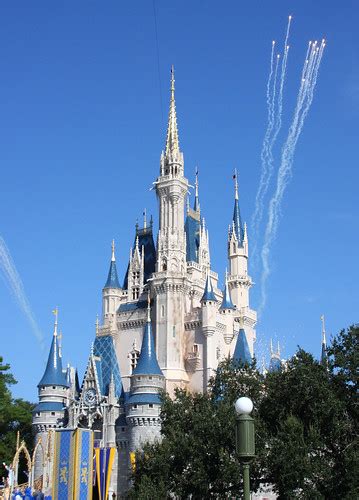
[129,326,359,499]
[0,356,34,475]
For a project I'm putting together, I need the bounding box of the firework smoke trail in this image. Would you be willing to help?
[252,16,292,260]
[0,236,45,351]
[251,45,278,258]
[259,40,325,315]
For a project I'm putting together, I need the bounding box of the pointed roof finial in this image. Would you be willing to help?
[165,65,180,157]
[96,315,99,335]
[147,290,151,322]
[233,169,239,201]
[194,167,200,212]
[320,314,326,346]
[111,239,116,262]
[143,208,147,229]
[104,241,120,289]
[52,307,58,337]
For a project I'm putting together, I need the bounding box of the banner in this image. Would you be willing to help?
[52,430,76,500]
[73,429,94,500]
[95,447,116,500]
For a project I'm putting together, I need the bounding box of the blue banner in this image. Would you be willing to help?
[73,429,93,500]
[52,430,76,500]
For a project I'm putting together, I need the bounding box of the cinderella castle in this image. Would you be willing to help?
[31,68,259,497]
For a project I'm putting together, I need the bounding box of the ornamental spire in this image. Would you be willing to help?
[194,167,200,212]
[320,314,328,367]
[104,240,120,289]
[231,170,244,245]
[165,65,180,158]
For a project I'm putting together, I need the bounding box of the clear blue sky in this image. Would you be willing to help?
[0,1,357,401]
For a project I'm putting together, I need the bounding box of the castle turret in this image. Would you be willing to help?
[233,328,252,365]
[127,297,165,452]
[219,271,235,313]
[32,310,69,481]
[227,172,257,355]
[268,339,282,372]
[201,273,218,389]
[103,240,122,326]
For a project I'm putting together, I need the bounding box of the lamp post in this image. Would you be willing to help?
[235,397,255,500]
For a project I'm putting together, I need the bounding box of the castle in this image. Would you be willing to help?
[32,67,257,497]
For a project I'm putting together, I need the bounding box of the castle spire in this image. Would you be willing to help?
[194,167,200,212]
[320,314,328,367]
[132,294,162,376]
[165,65,180,158]
[104,240,120,289]
[220,270,235,310]
[231,170,244,244]
[201,272,217,302]
[233,328,252,365]
[38,310,68,387]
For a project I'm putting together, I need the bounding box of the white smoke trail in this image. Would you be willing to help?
[0,236,45,351]
[251,45,277,251]
[259,40,325,315]
[252,16,292,259]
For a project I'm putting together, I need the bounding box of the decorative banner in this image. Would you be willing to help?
[52,430,76,500]
[95,447,116,500]
[73,429,94,500]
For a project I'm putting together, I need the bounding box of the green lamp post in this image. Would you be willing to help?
[235,397,255,500]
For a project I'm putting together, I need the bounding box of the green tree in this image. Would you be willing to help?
[0,356,34,481]
[130,359,265,499]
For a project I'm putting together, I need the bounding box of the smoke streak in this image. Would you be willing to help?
[259,40,325,315]
[0,236,45,351]
[252,17,292,260]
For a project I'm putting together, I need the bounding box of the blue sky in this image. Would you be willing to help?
[0,1,357,401]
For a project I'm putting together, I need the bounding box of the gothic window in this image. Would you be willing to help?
[149,404,153,408]
[162,260,167,271]
[173,326,176,338]
[132,287,140,300]
[51,412,55,416]
[233,243,236,253]
[161,305,165,317]
[216,346,221,359]
[193,344,199,355]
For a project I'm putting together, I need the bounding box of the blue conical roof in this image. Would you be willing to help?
[104,241,120,289]
[269,355,282,372]
[233,328,252,365]
[201,274,217,302]
[220,277,235,310]
[232,197,244,245]
[133,312,163,376]
[38,333,68,387]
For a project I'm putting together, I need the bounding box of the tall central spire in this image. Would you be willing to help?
[165,65,180,158]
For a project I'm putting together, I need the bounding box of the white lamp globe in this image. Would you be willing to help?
[235,397,253,415]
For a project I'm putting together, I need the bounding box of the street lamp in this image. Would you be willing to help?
[235,397,255,500]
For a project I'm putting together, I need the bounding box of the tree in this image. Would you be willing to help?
[128,328,358,499]
[130,359,265,499]
[0,356,34,481]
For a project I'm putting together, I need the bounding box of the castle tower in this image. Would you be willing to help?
[268,340,282,372]
[126,298,165,452]
[152,67,189,392]
[201,273,218,390]
[227,172,257,355]
[102,240,122,328]
[32,310,69,481]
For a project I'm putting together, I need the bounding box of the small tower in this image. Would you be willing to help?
[126,296,165,452]
[185,168,201,263]
[233,328,252,365]
[32,309,69,481]
[268,340,282,372]
[227,171,256,356]
[127,236,145,301]
[201,273,218,390]
[320,315,328,368]
[102,240,122,326]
